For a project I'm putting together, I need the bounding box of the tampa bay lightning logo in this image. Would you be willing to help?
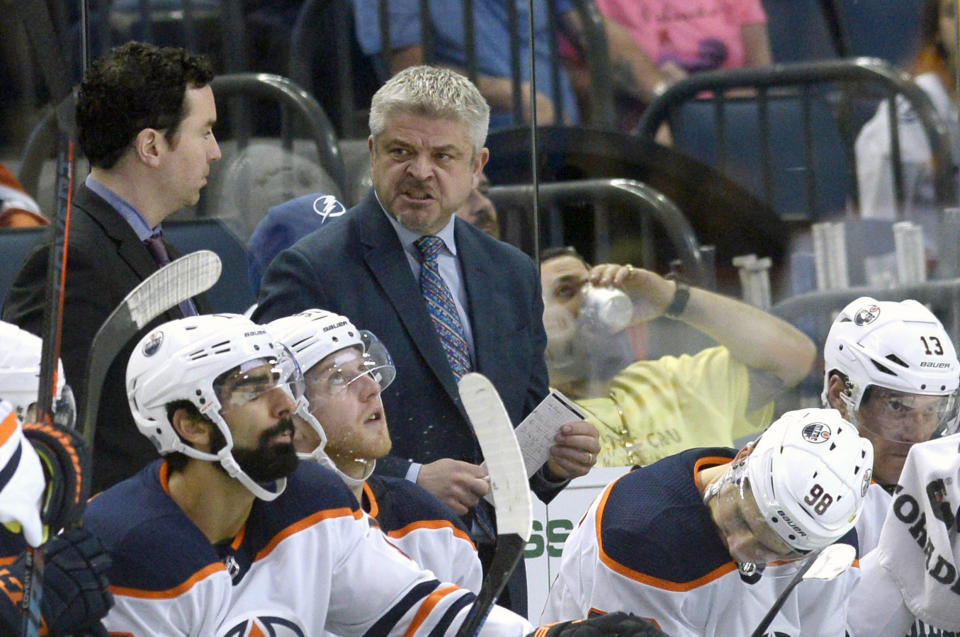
[312,195,346,224]
[219,611,306,637]
[801,422,831,443]
[141,330,164,357]
[853,304,880,326]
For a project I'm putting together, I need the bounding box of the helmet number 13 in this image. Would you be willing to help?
[921,335,945,356]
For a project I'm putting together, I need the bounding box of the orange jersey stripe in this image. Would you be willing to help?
[110,562,226,600]
[403,585,459,637]
[596,456,739,591]
[0,411,18,446]
[254,506,363,561]
[386,519,477,550]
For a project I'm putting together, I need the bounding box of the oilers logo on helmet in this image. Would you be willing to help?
[141,330,164,357]
[801,422,831,443]
[219,611,306,637]
[854,304,880,326]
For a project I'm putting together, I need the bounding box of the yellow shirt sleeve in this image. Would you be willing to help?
[577,346,774,467]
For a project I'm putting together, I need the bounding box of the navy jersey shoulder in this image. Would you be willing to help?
[84,460,360,592]
[244,460,360,549]
[600,447,736,584]
[84,461,218,592]
[366,475,469,536]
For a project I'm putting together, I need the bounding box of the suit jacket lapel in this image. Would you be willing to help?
[457,223,502,385]
[77,186,158,283]
[358,198,462,403]
[76,185,195,318]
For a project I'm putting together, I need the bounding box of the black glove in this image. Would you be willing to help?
[531,612,671,637]
[22,421,91,533]
[21,528,113,636]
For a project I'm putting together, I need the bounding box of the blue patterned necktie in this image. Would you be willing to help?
[414,235,471,379]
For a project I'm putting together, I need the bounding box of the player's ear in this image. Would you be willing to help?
[171,407,211,447]
[825,373,848,415]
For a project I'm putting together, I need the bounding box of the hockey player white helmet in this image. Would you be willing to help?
[0,320,73,426]
[126,314,304,501]
[267,309,395,482]
[821,297,960,440]
[744,408,873,554]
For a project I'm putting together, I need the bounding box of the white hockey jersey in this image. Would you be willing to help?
[84,460,529,636]
[541,448,860,637]
[364,475,482,592]
[848,435,960,637]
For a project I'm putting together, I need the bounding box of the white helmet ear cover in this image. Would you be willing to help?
[745,408,874,553]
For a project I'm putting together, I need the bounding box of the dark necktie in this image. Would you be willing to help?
[143,233,198,317]
[143,234,171,266]
[414,235,471,380]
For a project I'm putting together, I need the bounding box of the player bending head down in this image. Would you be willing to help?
[702,408,873,574]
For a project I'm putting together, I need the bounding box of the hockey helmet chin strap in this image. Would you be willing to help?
[294,401,373,489]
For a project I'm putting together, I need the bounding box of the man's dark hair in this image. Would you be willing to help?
[540,245,590,267]
[77,41,214,169]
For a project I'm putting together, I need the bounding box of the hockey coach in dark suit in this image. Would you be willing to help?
[3,42,218,492]
[254,65,600,615]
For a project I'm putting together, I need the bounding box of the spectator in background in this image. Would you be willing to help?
[246,193,348,298]
[568,0,772,129]
[351,0,682,130]
[540,247,816,467]
[455,172,499,239]
[0,162,46,228]
[855,0,958,246]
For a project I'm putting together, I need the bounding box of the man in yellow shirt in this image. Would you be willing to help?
[541,247,816,466]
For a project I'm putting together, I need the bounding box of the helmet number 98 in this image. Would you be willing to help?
[921,335,944,356]
[804,483,834,515]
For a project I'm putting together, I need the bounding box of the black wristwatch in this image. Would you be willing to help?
[664,278,691,319]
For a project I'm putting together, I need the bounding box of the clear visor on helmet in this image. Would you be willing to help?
[854,386,960,443]
[214,348,304,413]
[705,464,805,570]
[308,334,396,398]
[24,384,77,429]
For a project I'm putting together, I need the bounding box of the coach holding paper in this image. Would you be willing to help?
[254,65,598,613]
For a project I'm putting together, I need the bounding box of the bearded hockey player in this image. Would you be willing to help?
[85,313,662,636]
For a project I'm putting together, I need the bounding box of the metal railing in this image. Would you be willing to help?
[488,178,709,286]
[636,58,956,223]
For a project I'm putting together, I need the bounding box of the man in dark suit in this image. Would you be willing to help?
[3,42,220,493]
[254,65,599,615]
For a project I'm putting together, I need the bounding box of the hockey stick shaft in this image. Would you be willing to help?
[455,373,532,637]
[81,250,222,449]
[749,543,856,637]
[749,557,815,637]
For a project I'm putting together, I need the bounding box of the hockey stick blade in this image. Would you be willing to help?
[80,250,222,446]
[455,372,532,637]
[749,543,855,637]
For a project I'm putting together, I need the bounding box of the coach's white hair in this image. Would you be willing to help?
[369,65,491,154]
